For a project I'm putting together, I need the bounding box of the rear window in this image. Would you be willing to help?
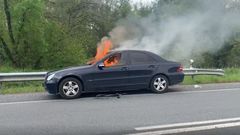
[129,52,156,64]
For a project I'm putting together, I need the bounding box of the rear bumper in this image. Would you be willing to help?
[44,80,58,94]
[168,73,184,85]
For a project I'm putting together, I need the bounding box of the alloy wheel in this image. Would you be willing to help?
[62,81,80,97]
[153,77,167,91]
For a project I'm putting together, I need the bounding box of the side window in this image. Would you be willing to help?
[130,52,156,64]
[103,53,123,67]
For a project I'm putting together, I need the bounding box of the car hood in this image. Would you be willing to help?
[48,65,92,75]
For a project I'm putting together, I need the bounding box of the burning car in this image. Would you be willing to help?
[44,50,184,99]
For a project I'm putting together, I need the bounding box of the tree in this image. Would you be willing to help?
[0,0,16,65]
[0,0,88,69]
[45,0,132,56]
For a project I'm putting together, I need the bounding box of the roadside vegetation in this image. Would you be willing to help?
[1,0,240,70]
[0,82,44,94]
[183,68,240,85]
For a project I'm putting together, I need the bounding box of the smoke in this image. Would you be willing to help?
[109,0,240,64]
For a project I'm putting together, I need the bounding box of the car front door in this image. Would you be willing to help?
[126,52,158,90]
[85,52,130,92]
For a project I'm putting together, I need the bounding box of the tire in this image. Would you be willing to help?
[150,75,169,93]
[59,77,82,99]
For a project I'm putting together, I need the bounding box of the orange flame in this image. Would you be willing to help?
[87,37,113,64]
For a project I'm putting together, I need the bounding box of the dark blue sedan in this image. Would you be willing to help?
[44,50,184,99]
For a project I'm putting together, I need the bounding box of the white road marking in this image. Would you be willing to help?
[0,100,60,106]
[175,88,240,94]
[135,117,240,131]
[131,122,240,135]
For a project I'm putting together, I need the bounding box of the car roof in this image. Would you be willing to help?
[109,50,166,62]
[110,50,153,54]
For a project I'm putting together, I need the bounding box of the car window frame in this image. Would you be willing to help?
[98,52,128,68]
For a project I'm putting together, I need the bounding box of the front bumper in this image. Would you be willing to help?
[44,80,58,94]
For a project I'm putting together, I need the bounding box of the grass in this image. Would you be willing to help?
[0,65,46,94]
[0,65,46,72]
[0,82,44,95]
[0,85,44,94]
[0,66,240,94]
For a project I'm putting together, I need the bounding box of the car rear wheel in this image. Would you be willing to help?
[59,77,82,99]
[150,75,169,93]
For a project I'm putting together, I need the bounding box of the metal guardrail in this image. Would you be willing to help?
[0,72,47,82]
[0,68,224,82]
[183,68,225,76]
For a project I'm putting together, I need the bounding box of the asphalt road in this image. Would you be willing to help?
[0,83,240,135]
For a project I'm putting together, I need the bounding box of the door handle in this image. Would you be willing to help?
[148,65,155,68]
[121,67,128,71]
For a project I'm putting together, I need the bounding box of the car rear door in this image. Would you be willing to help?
[126,52,159,90]
[85,52,130,92]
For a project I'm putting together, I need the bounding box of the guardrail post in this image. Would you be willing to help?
[191,75,195,81]
[190,59,194,69]
[189,59,195,81]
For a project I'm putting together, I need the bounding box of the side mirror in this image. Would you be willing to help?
[98,62,105,69]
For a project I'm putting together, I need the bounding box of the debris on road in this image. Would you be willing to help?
[194,85,202,88]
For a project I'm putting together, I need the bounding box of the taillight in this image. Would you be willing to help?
[177,65,183,72]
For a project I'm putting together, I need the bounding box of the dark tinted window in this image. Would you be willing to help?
[130,52,156,64]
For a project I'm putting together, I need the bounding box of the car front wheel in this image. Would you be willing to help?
[59,77,82,99]
[150,75,169,93]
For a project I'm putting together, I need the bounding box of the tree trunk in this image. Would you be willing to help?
[0,36,16,65]
[4,0,15,45]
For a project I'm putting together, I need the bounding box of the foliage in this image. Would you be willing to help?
[0,0,108,69]
[0,0,132,69]
[0,0,240,70]
[195,38,240,68]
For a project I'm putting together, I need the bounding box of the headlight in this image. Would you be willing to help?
[47,74,55,81]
